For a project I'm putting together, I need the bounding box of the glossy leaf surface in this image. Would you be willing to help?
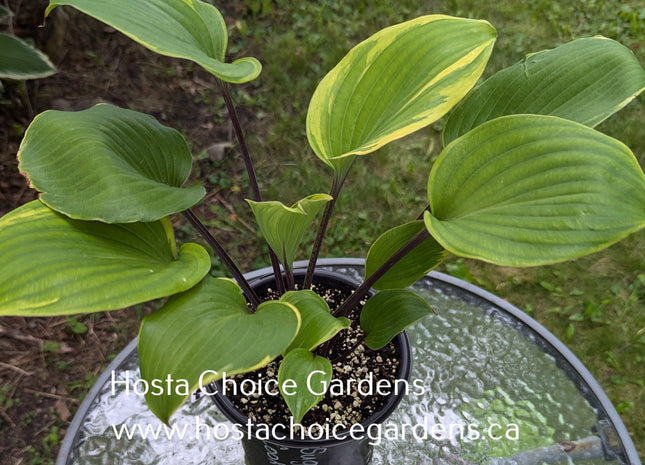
[278,349,332,423]
[0,201,211,316]
[280,290,350,352]
[138,277,301,423]
[443,37,645,144]
[307,15,496,177]
[0,32,56,80]
[247,194,332,267]
[426,115,645,266]
[365,221,448,290]
[360,290,433,350]
[18,104,205,223]
[46,0,260,83]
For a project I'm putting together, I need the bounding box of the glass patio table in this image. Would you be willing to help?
[56,259,640,465]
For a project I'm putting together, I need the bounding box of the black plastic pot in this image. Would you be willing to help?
[211,269,413,465]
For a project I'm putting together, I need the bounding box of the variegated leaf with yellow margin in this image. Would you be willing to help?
[307,15,496,178]
[138,276,301,424]
[0,200,211,316]
[280,290,350,353]
[18,104,205,223]
[46,0,261,83]
[443,37,645,144]
[425,115,645,266]
[247,194,332,268]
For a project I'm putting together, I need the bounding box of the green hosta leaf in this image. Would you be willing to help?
[0,200,211,316]
[278,349,332,423]
[280,290,350,352]
[0,32,56,80]
[443,37,645,144]
[247,194,332,268]
[46,0,260,83]
[365,221,448,290]
[426,115,645,266]
[360,290,433,350]
[18,104,205,223]
[139,277,301,424]
[307,15,496,177]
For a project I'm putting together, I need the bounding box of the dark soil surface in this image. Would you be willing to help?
[0,2,250,463]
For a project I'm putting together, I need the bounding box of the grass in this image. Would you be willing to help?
[211,0,645,455]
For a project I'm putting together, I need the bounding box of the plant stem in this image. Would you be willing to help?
[334,228,431,318]
[268,249,286,295]
[183,209,261,310]
[284,261,295,291]
[303,190,337,288]
[216,79,285,294]
[320,227,430,358]
[217,79,262,201]
[417,205,431,220]
[303,170,349,288]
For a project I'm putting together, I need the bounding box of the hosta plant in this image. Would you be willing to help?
[1,0,645,429]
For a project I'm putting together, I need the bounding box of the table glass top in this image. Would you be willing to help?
[59,263,634,465]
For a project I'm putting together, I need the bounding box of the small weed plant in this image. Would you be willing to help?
[1,0,645,428]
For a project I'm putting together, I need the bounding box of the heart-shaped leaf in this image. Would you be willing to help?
[138,277,301,424]
[280,290,350,352]
[18,104,205,223]
[278,349,332,423]
[443,37,645,144]
[365,221,449,290]
[0,32,56,80]
[46,0,260,83]
[247,194,332,268]
[307,15,496,177]
[426,115,645,266]
[0,200,211,316]
[360,290,433,350]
